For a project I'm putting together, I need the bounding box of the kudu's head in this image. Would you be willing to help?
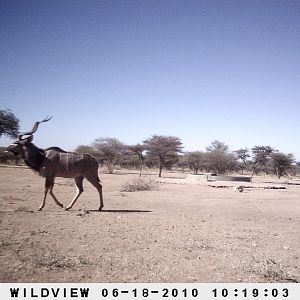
[6,116,52,156]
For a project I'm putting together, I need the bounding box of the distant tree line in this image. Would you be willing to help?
[75,137,298,178]
[0,109,299,178]
[75,135,183,177]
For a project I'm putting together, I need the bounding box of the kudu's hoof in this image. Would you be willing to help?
[64,207,71,211]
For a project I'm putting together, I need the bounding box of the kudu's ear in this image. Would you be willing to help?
[28,135,34,143]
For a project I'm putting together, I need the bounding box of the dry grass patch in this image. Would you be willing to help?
[121,178,158,192]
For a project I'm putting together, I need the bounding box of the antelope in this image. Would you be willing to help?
[6,117,104,211]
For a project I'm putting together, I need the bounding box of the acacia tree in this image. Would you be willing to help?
[143,135,183,177]
[92,137,126,173]
[184,151,207,174]
[270,152,295,178]
[0,109,19,139]
[128,144,146,177]
[235,148,251,174]
[251,146,275,176]
[206,140,229,153]
[206,151,238,174]
[205,140,238,174]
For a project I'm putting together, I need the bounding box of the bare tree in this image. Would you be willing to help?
[143,135,183,177]
[6,117,104,211]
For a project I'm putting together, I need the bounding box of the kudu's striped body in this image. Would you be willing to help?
[6,117,104,211]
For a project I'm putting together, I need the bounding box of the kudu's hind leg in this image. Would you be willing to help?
[86,176,104,211]
[39,177,54,211]
[65,176,84,211]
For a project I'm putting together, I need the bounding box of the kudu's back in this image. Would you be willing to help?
[40,149,99,179]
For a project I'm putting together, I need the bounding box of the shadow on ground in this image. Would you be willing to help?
[89,209,153,213]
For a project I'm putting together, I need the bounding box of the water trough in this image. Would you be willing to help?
[187,173,251,182]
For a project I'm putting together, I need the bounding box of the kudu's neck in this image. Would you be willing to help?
[22,143,45,172]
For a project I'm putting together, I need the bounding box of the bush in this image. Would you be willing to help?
[121,178,158,192]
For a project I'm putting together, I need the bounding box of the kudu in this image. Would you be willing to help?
[6,117,104,211]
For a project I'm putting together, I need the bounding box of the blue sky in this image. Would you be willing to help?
[1,0,299,160]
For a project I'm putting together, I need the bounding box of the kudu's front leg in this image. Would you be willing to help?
[49,184,64,209]
[38,177,53,211]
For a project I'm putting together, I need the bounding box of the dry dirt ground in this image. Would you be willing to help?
[0,165,299,283]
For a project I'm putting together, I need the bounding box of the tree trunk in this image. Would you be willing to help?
[250,163,258,178]
[139,161,143,177]
[159,163,163,177]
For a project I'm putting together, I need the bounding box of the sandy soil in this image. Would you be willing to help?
[0,165,299,283]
